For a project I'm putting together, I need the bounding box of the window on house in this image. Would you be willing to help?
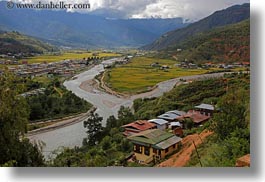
[173,144,176,149]
[165,148,169,153]
[144,146,150,156]
[153,148,157,154]
[134,144,142,153]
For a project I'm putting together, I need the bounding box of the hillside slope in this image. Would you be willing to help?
[0,31,56,54]
[167,19,250,64]
[0,1,186,48]
[142,3,250,51]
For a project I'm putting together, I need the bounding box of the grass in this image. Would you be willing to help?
[32,75,52,85]
[104,57,209,94]
[19,52,122,64]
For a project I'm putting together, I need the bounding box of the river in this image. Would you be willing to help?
[28,57,229,159]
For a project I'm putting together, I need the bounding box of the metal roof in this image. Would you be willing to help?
[166,110,186,116]
[148,119,168,125]
[170,122,181,127]
[122,120,156,131]
[158,113,179,120]
[194,103,215,111]
[155,136,182,149]
[128,129,174,145]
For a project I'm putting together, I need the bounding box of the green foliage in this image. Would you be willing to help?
[0,31,56,54]
[134,74,249,120]
[117,106,135,126]
[144,3,249,51]
[184,118,194,130]
[0,72,44,166]
[26,81,92,122]
[51,107,134,167]
[186,77,250,167]
[134,78,227,119]
[211,88,249,140]
[83,111,103,147]
[175,20,250,64]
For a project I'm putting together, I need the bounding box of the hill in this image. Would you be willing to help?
[0,31,56,54]
[0,1,187,48]
[164,19,250,64]
[142,3,250,51]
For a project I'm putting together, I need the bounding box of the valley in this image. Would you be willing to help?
[0,2,250,168]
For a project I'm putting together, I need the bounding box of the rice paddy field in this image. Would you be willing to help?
[104,57,209,94]
[20,52,122,64]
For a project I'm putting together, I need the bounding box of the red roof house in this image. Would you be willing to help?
[122,120,156,137]
[177,110,210,125]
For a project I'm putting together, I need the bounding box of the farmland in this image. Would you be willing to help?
[20,52,122,64]
[104,57,209,94]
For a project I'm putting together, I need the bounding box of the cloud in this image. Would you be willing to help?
[130,0,250,21]
[7,0,250,21]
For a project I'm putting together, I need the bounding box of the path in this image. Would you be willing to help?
[157,130,213,167]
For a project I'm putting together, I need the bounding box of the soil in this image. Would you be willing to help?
[157,130,213,167]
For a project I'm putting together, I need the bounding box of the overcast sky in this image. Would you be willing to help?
[9,0,250,21]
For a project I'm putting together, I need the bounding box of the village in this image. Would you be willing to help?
[121,103,250,167]
[122,103,214,164]
[151,59,250,71]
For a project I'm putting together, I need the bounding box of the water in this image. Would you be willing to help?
[28,57,227,159]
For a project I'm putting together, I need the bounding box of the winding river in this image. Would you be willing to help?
[28,57,228,158]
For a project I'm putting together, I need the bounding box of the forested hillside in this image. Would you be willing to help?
[165,19,250,64]
[142,3,249,50]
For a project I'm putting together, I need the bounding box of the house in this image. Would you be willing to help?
[128,129,182,164]
[166,110,186,117]
[158,112,179,122]
[169,122,183,137]
[122,120,156,137]
[194,103,215,116]
[148,119,168,131]
[242,62,250,67]
[236,154,250,167]
[177,110,210,126]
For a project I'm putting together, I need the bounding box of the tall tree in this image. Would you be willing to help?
[0,72,44,166]
[83,111,103,147]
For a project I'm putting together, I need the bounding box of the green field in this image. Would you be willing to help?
[104,57,209,94]
[20,52,122,64]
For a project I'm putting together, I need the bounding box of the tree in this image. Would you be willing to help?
[211,88,248,140]
[0,72,44,166]
[103,115,117,135]
[184,118,194,130]
[83,111,103,147]
[117,106,135,126]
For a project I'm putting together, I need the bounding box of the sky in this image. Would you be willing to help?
[7,0,250,21]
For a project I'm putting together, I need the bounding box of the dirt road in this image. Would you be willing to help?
[157,130,213,167]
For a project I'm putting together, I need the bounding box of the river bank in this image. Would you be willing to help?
[28,57,234,159]
[27,107,95,137]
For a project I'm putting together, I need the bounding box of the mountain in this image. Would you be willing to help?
[142,3,250,51]
[0,1,187,48]
[0,31,56,54]
[158,19,250,64]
